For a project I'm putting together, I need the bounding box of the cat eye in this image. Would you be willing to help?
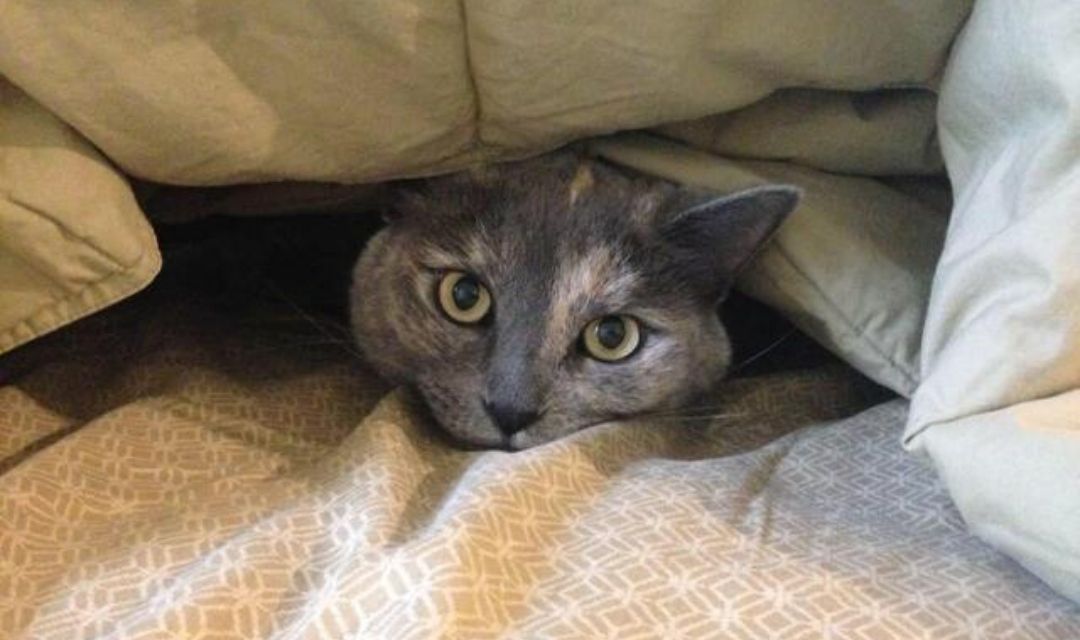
[437,271,492,324]
[581,315,641,362]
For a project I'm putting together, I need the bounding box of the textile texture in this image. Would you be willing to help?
[1,232,1076,639]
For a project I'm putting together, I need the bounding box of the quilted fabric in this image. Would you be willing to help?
[2,268,1076,639]
[0,0,968,185]
[907,0,1080,602]
[0,79,160,355]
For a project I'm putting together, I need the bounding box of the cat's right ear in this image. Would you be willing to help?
[659,185,801,300]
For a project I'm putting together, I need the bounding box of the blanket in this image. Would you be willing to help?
[2,253,1076,638]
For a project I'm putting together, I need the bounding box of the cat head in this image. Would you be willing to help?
[350,152,799,449]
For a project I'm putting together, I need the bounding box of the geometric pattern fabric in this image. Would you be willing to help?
[2,294,1077,639]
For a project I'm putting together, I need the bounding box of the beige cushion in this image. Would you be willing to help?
[0,0,968,185]
[906,0,1080,602]
[655,88,944,177]
[0,80,159,355]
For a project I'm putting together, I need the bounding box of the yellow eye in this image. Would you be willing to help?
[437,271,492,324]
[582,315,641,362]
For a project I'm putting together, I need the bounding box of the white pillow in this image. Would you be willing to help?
[906,0,1080,603]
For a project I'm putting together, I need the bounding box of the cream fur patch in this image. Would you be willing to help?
[568,163,595,206]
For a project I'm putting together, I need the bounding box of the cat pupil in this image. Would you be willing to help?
[596,316,626,349]
[452,277,481,310]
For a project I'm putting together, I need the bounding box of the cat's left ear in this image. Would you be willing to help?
[660,185,801,300]
[379,181,428,225]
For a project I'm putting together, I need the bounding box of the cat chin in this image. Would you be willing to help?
[507,430,548,451]
[427,409,515,450]
[507,418,616,450]
[455,433,514,451]
[439,417,574,451]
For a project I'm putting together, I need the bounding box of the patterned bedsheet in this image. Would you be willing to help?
[1,260,1077,640]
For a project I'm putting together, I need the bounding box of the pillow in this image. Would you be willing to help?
[0,79,159,355]
[654,88,944,177]
[906,0,1080,603]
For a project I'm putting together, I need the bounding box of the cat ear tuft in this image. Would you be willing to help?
[380,206,403,225]
[380,182,428,225]
[660,185,801,299]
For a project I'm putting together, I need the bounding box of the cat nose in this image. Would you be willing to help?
[482,401,539,436]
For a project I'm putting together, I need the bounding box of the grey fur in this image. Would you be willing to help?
[350,151,798,449]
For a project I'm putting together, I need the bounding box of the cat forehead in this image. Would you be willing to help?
[409,182,659,268]
[552,244,637,299]
[400,154,681,297]
[410,154,670,223]
[417,230,642,291]
[549,246,642,323]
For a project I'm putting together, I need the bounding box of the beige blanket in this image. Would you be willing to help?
[3,276,1076,638]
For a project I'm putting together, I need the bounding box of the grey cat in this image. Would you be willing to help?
[350,151,799,450]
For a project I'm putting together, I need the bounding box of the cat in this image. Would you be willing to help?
[350,151,799,450]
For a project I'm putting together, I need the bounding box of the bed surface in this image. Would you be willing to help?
[2,233,1075,639]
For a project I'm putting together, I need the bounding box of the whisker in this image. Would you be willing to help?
[635,410,747,422]
[728,328,798,374]
[186,311,352,333]
[223,343,360,358]
[639,412,743,420]
[224,317,341,327]
[232,338,360,350]
[258,278,368,362]
[635,402,743,418]
[241,336,357,345]
[215,325,351,342]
